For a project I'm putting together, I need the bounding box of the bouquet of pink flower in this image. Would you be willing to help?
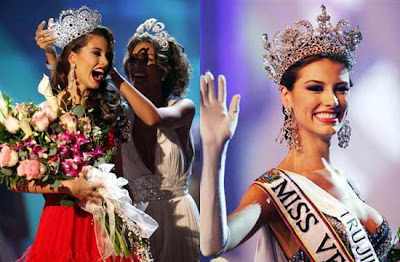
[0,75,114,190]
[0,75,158,260]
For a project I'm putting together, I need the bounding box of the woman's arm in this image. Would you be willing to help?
[13,172,103,206]
[200,72,273,256]
[110,68,195,128]
[35,19,58,78]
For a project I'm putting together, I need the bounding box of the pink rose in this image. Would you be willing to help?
[0,146,19,167]
[60,113,77,133]
[41,104,58,122]
[0,145,11,167]
[31,111,50,132]
[2,115,20,134]
[17,160,46,180]
[8,150,19,167]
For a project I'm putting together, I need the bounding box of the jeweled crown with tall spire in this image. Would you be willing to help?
[262,5,362,84]
[50,6,102,49]
[134,18,170,51]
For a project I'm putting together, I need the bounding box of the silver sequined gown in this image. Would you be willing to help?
[121,105,200,262]
[288,216,391,262]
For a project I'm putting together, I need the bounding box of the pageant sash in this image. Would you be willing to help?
[284,169,380,262]
[253,169,379,262]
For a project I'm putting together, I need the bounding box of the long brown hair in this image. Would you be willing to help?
[51,26,127,138]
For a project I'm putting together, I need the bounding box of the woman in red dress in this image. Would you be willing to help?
[15,7,142,262]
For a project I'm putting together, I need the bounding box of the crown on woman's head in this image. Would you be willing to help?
[50,6,101,49]
[134,18,170,51]
[262,5,362,84]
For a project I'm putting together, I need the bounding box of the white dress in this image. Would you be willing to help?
[121,104,200,262]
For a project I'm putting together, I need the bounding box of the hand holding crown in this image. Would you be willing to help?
[35,18,57,54]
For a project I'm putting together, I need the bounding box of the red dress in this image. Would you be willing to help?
[18,194,138,262]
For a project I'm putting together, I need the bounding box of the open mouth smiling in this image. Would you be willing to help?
[91,67,105,82]
[314,111,340,123]
[133,73,146,78]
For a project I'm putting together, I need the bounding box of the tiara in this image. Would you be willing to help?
[49,6,101,49]
[134,18,170,51]
[262,5,362,84]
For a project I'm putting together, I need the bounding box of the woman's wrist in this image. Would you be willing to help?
[109,68,124,90]
[202,141,229,162]
[44,45,57,55]
[45,51,58,71]
[46,61,57,71]
[59,179,75,196]
[202,137,230,149]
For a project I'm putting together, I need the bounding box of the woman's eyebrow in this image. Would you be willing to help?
[304,80,324,84]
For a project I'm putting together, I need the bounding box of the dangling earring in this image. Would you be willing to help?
[68,64,76,90]
[276,107,300,151]
[338,119,351,149]
[161,76,165,81]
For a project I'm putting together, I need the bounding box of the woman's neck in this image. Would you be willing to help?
[278,131,331,174]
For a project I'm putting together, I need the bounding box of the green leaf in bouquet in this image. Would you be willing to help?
[49,121,59,130]
[18,150,28,160]
[55,125,63,134]
[387,227,400,261]
[50,179,61,189]
[48,148,57,156]
[71,104,85,118]
[44,134,51,143]
[8,175,22,189]
[115,223,130,258]
[1,92,12,112]
[388,248,400,261]
[0,124,11,143]
[94,157,106,167]
[41,174,49,182]
[104,150,116,164]
[60,199,76,206]
[1,167,13,176]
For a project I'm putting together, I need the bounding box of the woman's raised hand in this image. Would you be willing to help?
[200,72,240,146]
[35,18,57,53]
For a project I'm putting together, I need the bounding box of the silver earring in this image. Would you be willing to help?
[68,64,76,90]
[338,119,351,149]
[276,107,300,151]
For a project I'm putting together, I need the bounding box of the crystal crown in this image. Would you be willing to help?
[134,18,170,51]
[262,5,362,84]
[50,6,101,49]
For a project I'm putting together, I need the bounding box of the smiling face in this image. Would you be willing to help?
[68,34,109,92]
[281,58,350,142]
[126,42,165,100]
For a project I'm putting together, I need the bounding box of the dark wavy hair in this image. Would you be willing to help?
[123,34,192,102]
[51,26,127,139]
